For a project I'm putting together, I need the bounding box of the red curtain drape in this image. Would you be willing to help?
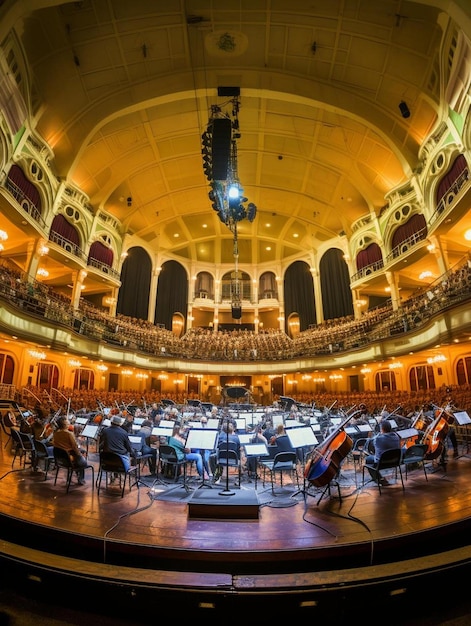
[7,164,42,211]
[88,241,113,266]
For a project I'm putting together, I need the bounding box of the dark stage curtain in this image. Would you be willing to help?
[320,248,354,321]
[283,260,316,332]
[116,246,151,320]
[154,260,188,331]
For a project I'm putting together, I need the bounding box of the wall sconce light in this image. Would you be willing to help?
[28,349,46,360]
[38,242,49,256]
[96,363,108,372]
[68,359,82,368]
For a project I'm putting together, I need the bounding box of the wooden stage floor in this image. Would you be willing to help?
[1,436,471,624]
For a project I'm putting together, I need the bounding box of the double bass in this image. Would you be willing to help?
[304,407,357,487]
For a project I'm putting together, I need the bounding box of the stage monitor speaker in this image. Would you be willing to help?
[231,306,242,319]
[211,118,232,180]
[217,86,240,97]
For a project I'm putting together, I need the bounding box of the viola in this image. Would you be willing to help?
[304,407,357,487]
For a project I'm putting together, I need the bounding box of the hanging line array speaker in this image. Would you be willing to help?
[211,118,232,180]
[231,306,242,320]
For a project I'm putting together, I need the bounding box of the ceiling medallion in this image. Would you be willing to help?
[205,30,248,57]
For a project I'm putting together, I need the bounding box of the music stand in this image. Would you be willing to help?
[244,442,269,489]
[454,411,471,456]
[79,424,99,457]
[287,426,319,498]
[185,429,218,489]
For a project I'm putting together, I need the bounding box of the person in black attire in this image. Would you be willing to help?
[99,414,134,470]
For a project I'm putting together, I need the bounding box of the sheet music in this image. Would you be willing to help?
[235,418,246,431]
[287,426,318,448]
[159,419,175,428]
[238,433,253,444]
[345,426,358,435]
[152,426,172,437]
[454,411,471,425]
[81,425,99,439]
[244,443,269,456]
[396,428,418,439]
[75,417,88,425]
[185,428,218,450]
[285,419,303,428]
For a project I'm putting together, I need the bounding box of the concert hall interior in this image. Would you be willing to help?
[2,1,471,624]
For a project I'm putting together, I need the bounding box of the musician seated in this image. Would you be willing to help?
[364,420,401,487]
[134,419,158,474]
[168,426,205,480]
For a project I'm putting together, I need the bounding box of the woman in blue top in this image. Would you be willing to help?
[168,426,205,478]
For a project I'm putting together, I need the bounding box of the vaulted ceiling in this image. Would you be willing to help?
[3,0,471,300]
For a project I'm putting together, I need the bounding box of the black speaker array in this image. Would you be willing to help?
[231,306,242,320]
[211,118,232,180]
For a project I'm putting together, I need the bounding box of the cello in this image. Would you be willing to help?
[304,406,357,487]
[421,404,455,460]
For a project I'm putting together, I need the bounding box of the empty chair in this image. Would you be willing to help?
[260,451,299,495]
[402,443,428,481]
[362,448,404,494]
[350,437,369,474]
[159,444,191,491]
[10,429,35,470]
[97,451,138,497]
[216,442,242,487]
[1,411,17,450]
[53,447,95,493]
[34,439,55,479]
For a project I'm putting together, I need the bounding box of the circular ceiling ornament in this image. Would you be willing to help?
[205,30,248,57]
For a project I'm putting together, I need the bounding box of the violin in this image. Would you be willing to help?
[304,406,357,487]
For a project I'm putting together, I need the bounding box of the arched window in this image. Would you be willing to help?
[0,352,14,385]
[195,272,214,299]
[375,370,397,392]
[73,368,95,390]
[409,364,436,391]
[259,271,277,299]
[37,362,59,393]
[456,356,471,385]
